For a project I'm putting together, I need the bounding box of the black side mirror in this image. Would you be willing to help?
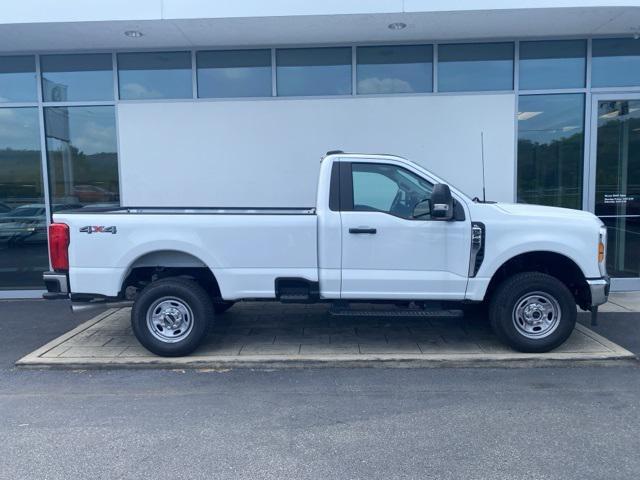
[430,184,453,221]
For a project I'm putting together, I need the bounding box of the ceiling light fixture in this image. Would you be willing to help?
[388,22,407,30]
[124,30,143,38]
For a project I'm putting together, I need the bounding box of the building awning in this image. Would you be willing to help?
[1,1,640,52]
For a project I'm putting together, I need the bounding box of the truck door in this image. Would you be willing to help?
[339,161,471,300]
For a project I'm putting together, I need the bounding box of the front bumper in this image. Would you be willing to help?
[42,271,69,300]
[587,276,610,307]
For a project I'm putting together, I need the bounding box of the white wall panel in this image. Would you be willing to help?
[117,94,515,207]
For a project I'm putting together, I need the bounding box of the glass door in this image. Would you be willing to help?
[589,95,640,290]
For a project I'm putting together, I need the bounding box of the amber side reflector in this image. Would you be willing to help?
[598,242,605,262]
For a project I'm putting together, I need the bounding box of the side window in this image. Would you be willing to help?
[351,163,433,219]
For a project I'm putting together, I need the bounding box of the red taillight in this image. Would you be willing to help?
[49,223,69,271]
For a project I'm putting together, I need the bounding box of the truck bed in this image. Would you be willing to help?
[53,208,318,300]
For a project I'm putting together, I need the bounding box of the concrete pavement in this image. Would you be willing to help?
[16,303,635,369]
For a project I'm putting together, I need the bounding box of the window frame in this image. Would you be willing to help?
[275,46,353,97]
[117,51,193,100]
[437,42,515,93]
[356,44,434,95]
[338,161,438,221]
[196,48,273,99]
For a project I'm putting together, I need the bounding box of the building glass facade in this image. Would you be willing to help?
[0,38,639,292]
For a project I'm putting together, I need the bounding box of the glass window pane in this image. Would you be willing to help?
[517,94,585,209]
[592,38,640,88]
[276,48,351,96]
[45,106,119,207]
[438,43,513,92]
[41,54,113,102]
[352,163,433,219]
[0,107,47,288]
[357,45,433,94]
[0,56,37,103]
[118,52,192,100]
[519,40,586,90]
[197,49,271,98]
[595,100,640,278]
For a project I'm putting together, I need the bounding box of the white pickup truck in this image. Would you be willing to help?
[43,152,610,356]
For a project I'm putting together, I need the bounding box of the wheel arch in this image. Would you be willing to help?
[119,249,222,300]
[484,250,591,309]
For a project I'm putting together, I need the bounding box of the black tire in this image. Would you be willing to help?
[489,272,576,353]
[131,277,214,357]
[213,301,235,315]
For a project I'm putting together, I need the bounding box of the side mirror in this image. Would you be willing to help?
[412,199,431,219]
[430,184,453,221]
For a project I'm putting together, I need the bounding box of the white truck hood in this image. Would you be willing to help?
[492,202,600,222]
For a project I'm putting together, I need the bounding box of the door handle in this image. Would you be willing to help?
[349,227,377,234]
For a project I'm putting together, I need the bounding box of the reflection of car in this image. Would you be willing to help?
[0,203,11,214]
[0,204,47,245]
[72,185,118,203]
[0,203,81,245]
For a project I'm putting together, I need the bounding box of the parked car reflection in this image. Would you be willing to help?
[72,184,118,203]
[0,203,81,246]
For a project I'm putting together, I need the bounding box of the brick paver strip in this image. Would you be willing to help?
[15,303,637,369]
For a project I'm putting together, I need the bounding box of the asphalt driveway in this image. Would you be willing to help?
[1,300,640,480]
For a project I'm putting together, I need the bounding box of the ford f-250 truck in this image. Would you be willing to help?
[43,152,610,356]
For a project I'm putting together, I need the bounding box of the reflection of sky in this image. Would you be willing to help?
[42,71,112,102]
[197,49,272,98]
[357,64,432,94]
[120,70,192,99]
[592,38,640,88]
[0,73,37,103]
[45,106,116,155]
[439,43,513,92]
[0,56,37,103]
[41,54,113,102]
[519,40,586,90]
[118,52,192,99]
[277,65,351,96]
[357,45,432,94]
[277,48,352,96]
[518,94,584,144]
[0,108,40,150]
[198,66,271,98]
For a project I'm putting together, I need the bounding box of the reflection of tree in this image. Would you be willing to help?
[596,117,640,217]
[517,131,584,210]
[0,149,44,201]
[48,144,119,200]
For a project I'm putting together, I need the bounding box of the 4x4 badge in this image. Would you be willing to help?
[79,226,117,234]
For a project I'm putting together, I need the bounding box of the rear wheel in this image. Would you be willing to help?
[489,272,576,353]
[131,277,213,357]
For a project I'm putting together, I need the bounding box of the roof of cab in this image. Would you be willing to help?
[320,151,407,162]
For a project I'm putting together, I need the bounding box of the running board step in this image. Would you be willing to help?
[329,308,463,318]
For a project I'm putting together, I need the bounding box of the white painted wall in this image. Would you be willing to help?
[117,94,516,207]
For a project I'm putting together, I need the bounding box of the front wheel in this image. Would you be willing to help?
[489,272,576,353]
[131,277,213,357]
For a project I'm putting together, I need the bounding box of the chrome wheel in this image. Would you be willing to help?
[146,297,194,343]
[512,291,561,339]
